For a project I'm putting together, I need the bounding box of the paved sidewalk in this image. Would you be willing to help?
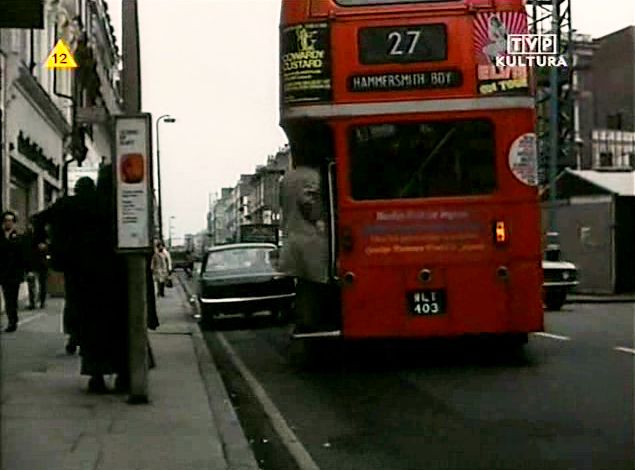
[1,282,259,470]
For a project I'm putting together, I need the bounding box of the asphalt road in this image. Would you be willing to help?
[203,301,635,470]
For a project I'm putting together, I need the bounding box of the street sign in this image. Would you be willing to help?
[114,114,154,252]
[76,106,108,124]
[44,40,77,69]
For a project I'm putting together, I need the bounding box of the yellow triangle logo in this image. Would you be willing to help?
[44,40,78,69]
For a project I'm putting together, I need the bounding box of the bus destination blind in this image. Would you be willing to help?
[358,24,447,65]
[348,70,462,92]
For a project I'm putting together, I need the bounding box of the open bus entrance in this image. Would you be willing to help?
[281,121,342,338]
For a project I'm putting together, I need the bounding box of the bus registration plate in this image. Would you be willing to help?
[407,290,446,316]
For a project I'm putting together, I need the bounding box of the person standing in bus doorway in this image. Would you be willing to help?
[279,166,337,334]
[0,211,26,333]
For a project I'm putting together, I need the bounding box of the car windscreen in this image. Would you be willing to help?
[203,247,275,273]
[349,119,496,200]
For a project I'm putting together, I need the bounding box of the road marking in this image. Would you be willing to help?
[531,332,571,341]
[614,346,635,355]
[216,332,321,470]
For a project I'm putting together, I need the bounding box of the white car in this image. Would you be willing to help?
[542,260,579,310]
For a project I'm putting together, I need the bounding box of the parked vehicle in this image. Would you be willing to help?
[197,243,295,329]
[541,232,579,310]
[542,260,578,310]
[170,248,194,277]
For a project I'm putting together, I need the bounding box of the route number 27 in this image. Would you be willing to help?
[387,30,422,56]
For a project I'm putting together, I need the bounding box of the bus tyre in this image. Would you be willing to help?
[545,290,567,311]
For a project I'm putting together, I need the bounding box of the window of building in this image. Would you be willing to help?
[599,152,612,167]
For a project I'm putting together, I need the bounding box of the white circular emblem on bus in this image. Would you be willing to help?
[508,133,538,186]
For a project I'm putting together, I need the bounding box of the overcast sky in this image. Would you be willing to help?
[105,0,634,240]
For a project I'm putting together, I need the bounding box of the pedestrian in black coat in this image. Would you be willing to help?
[23,223,50,310]
[32,181,93,353]
[94,164,159,393]
[0,211,27,332]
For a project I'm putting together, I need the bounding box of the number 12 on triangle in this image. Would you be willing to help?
[44,39,78,69]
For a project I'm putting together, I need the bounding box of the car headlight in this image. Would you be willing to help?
[562,271,570,280]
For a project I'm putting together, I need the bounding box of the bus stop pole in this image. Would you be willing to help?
[121,0,149,404]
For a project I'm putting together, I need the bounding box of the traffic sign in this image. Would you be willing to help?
[44,40,78,69]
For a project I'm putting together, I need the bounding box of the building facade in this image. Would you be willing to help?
[541,169,635,294]
[0,0,121,228]
[574,26,635,170]
[208,145,291,245]
[249,146,290,226]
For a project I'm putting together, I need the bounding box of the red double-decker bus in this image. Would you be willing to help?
[279,0,543,345]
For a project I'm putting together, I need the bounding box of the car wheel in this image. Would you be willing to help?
[274,305,293,325]
[545,290,567,311]
[199,306,216,330]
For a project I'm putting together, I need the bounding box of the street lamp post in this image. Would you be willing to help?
[156,114,176,242]
[168,216,176,248]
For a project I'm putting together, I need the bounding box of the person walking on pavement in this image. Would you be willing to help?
[0,211,27,333]
[32,182,85,354]
[24,222,49,310]
[151,242,170,297]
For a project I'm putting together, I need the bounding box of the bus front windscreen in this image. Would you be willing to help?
[349,119,496,200]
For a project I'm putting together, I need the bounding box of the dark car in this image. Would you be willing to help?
[541,232,579,310]
[197,243,295,329]
[170,248,194,277]
[542,260,579,310]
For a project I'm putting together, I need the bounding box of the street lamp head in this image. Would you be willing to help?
[165,117,176,123]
